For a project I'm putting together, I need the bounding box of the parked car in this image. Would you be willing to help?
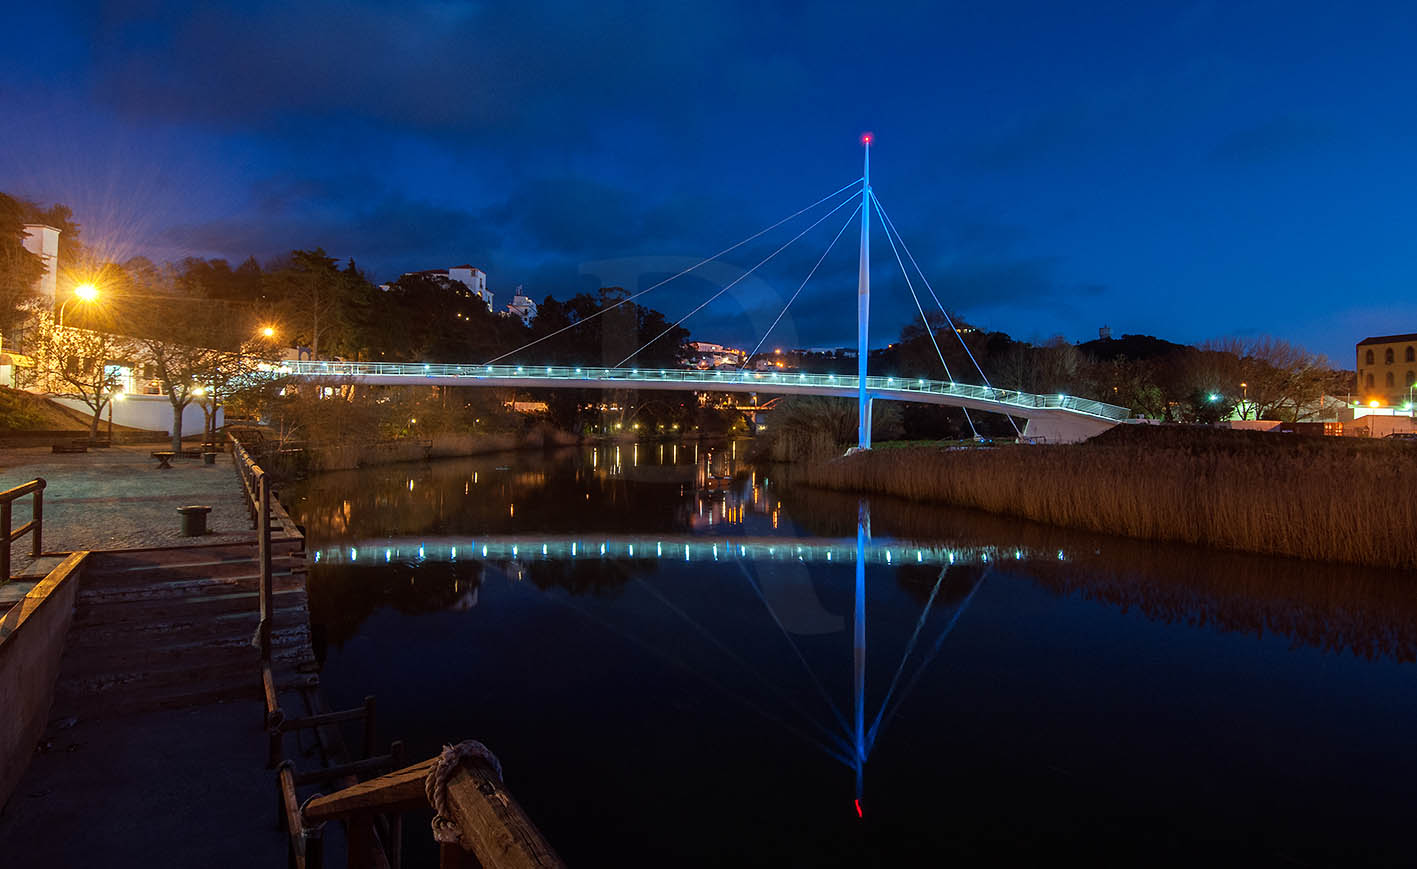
[1383,432,1417,441]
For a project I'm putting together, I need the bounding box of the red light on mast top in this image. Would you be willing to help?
[861,132,873,146]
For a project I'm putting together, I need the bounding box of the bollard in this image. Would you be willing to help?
[177,505,213,536]
[203,451,217,465]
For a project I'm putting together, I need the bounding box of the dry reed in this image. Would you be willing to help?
[797,426,1417,569]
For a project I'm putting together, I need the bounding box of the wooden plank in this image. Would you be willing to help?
[301,759,437,823]
[76,571,305,603]
[443,764,566,869]
[281,703,369,732]
[278,764,308,869]
[70,586,308,627]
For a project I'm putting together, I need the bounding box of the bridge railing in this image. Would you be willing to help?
[270,361,1131,421]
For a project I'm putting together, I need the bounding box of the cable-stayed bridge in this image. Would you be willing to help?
[277,360,1127,442]
[278,137,1128,443]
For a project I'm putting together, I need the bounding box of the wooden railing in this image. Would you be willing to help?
[1,478,46,580]
[300,751,565,869]
[230,432,558,867]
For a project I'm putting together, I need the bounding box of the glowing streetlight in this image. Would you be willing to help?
[261,326,276,339]
[59,283,99,328]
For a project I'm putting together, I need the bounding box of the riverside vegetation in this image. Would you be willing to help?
[782,424,1417,569]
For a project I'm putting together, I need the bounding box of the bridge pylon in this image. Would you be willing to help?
[857,134,873,450]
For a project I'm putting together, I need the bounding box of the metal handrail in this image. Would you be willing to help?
[1,478,46,580]
[266,360,1133,421]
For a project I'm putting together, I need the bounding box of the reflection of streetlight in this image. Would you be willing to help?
[59,283,99,328]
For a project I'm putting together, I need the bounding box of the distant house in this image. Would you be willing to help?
[1356,333,1417,405]
[396,264,494,311]
[503,287,538,326]
[685,341,746,369]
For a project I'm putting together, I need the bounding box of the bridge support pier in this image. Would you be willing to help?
[1020,413,1121,444]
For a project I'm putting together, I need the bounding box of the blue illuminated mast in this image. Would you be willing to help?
[857,133,873,449]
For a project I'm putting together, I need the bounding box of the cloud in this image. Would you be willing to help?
[1209,115,1334,165]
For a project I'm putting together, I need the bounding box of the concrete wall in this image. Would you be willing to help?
[49,394,219,435]
[1021,412,1119,444]
[0,552,86,809]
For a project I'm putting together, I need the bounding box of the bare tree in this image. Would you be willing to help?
[23,313,135,440]
[193,340,281,441]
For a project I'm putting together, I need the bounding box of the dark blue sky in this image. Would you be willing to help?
[4,1,1416,362]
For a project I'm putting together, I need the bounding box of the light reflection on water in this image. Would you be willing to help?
[288,441,1417,866]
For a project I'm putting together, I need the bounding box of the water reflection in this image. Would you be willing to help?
[288,442,1417,865]
[293,442,1417,664]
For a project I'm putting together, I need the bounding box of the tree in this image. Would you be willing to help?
[122,280,260,451]
[1201,336,1335,421]
[265,249,349,359]
[526,288,689,368]
[0,194,47,338]
[23,313,135,439]
[193,339,280,441]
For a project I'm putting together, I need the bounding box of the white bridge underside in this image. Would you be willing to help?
[280,362,1127,444]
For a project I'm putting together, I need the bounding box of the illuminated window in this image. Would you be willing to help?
[1386,371,1395,387]
[1366,349,1375,365]
[1385,348,1395,364]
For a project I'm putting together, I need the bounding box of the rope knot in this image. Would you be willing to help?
[425,740,503,845]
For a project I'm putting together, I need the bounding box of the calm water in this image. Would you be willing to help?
[288,442,1417,866]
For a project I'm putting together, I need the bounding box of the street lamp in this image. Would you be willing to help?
[59,283,99,328]
[260,325,276,339]
[108,389,124,441]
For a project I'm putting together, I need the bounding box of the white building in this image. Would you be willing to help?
[504,287,538,326]
[398,264,494,311]
[21,224,61,305]
[686,341,746,369]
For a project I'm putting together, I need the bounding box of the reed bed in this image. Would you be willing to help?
[798,426,1417,569]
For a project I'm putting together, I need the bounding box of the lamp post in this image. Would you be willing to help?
[58,283,99,328]
[108,389,124,441]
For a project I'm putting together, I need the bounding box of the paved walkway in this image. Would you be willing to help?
[0,448,305,866]
[0,445,256,577]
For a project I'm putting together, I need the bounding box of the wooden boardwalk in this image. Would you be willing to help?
[0,537,314,868]
[57,539,312,717]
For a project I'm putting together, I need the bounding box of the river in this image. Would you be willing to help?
[287,441,1417,866]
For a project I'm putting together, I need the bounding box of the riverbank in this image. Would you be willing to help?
[791,425,1417,569]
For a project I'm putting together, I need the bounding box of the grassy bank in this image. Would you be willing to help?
[795,425,1417,569]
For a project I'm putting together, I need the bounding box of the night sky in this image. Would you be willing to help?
[4,1,1416,362]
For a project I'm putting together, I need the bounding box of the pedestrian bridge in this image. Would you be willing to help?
[309,534,1068,568]
[274,361,1128,442]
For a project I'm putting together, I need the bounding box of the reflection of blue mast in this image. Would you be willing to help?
[849,498,990,817]
[854,499,869,807]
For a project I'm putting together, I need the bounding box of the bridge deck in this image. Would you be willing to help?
[273,361,1129,422]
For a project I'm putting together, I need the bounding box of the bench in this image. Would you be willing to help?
[151,451,176,469]
[51,442,88,454]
